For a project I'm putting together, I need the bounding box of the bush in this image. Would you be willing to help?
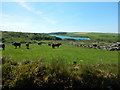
[2,58,120,89]
[2,56,18,66]
[21,60,31,65]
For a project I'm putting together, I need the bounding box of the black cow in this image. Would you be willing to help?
[38,43,42,45]
[12,42,21,49]
[48,43,51,46]
[93,44,97,47]
[0,43,5,50]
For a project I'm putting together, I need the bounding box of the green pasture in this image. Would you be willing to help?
[2,43,120,89]
[2,43,118,64]
[66,32,119,42]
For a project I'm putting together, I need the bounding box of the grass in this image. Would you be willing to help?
[2,43,118,63]
[66,32,119,42]
[1,31,119,89]
[2,43,118,74]
[2,42,119,89]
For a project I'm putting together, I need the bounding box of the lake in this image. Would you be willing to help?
[51,35,90,40]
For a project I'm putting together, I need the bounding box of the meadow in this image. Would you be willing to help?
[2,43,118,62]
[1,31,120,89]
[62,32,119,42]
[2,43,118,74]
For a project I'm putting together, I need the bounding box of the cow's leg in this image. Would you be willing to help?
[26,46,29,49]
[52,45,55,48]
[2,45,5,50]
[57,45,59,48]
[2,47,4,50]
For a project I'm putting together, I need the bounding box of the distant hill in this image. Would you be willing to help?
[67,32,119,42]
[48,32,68,35]
[1,31,62,43]
[1,31,119,43]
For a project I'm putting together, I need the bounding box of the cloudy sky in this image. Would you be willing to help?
[0,0,118,33]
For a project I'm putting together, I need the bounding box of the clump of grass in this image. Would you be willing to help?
[2,57,120,89]
[80,66,119,88]
[2,56,19,66]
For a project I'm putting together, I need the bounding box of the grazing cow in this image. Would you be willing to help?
[51,43,62,48]
[38,42,42,45]
[48,43,51,46]
[12,42,21,49]
[26,42,29,49]
[93,44,97,47]
[0,43,5,50]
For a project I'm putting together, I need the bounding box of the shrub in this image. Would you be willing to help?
[21,60,31,65]
[2,58,120,89]
[2,56,18,66]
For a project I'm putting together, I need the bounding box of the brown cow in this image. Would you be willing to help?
[51,43,62,48]
[26,42,29,49]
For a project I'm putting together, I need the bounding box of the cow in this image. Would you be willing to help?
[0,43,5,50]
[51,43,62,48]
[12,42,21,49]
[38,42,46,45]
[38,42,42,45]
[93,44,97,47]
[48,43,51,46]
[26,42,29,49]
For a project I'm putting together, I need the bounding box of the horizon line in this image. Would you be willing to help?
[1,30,118,34]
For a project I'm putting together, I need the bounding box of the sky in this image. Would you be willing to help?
[0,1,118,33]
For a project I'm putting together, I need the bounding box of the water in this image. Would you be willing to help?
[51,35,90,40]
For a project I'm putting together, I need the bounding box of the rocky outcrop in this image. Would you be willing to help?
[70,42,120,51]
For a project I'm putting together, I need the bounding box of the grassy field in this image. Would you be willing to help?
[1,32,120,89]
[2,43,118,62]
[2,43,118,73]
[65,32,119,42]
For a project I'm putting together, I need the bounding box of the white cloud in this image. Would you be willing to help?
[1,14,30,31]
[16,0,43,15]
[0,14,56,33]
[1,1,58,33]
[15,0,57,25]
[19,1,33,11]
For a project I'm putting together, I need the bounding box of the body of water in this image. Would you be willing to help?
[51,35,90,40]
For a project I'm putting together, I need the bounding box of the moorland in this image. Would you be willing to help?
[1,31,120,89]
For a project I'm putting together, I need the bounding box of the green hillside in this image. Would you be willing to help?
[67,32,119,42]
[1,31,62,43]
[48,32,119,42]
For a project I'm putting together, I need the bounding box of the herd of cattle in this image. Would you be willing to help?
[0,42,62,50]
[0,41,120,51]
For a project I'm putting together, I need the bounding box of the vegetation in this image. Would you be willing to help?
[49,32,67,35]
[1,31,61,43]
[67,32,119,42]
[1,31,119,43]
[48,32,119,43]
[1,31,119,89]
[2,44,118,64]
[2,57,120,89]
